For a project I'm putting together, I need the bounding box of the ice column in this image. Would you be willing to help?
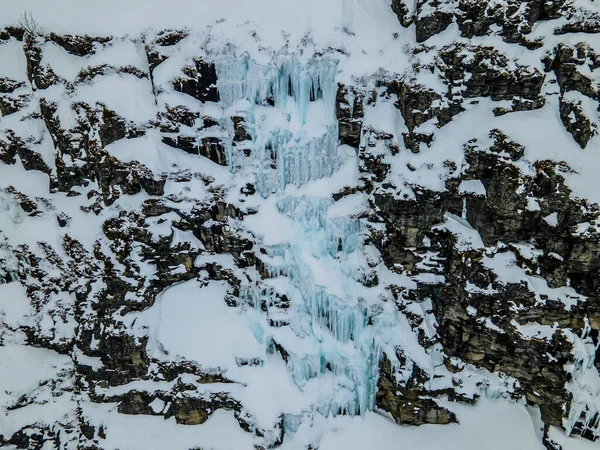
[222,50,385,417]
[215,52,340,196]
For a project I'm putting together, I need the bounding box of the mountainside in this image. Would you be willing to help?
[1,1,600,449]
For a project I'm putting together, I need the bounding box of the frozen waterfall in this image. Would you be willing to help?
[215,53,340,196]
[218,52,390,417]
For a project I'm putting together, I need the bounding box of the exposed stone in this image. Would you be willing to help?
[384,78,462,152]
[0,93,31,116]
[336,84,365,148]
[23,35,61,90]
[2,17,600,448]
[232,116,252,142]
[559,97,597,149]
[47,33,111,56]
[162,135,227,165]
[438,44,545,102]
[415,0,454,43]
[543,43,600,100]
[173,58,219,103]
[377,354,458,425]
[390,0,414,27]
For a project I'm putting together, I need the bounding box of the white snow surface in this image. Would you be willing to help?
[0,0,599,449]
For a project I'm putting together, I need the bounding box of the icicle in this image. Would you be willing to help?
[220,49,395,418]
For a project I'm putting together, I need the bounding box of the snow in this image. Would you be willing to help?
[83,405,255,450]
[41,39,147,82]
[483,250,586,309]
[1,0,599,448]
[126,278,353,428]
[0,342,74,438]
[105,131,230,183]
[512,320,558,341]
[527,196,541,211]
[310,399,547,450]
[544,212,559,227]
[433,213,485,250]
[459,179,487,196]
[148,398,166,413]
[548,426,600,450]
[74,74,156,122]
[131,280,264,371]
[0,39,28,82]
[0,282,33,328]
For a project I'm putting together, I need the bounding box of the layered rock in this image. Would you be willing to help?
[0,4,599,449]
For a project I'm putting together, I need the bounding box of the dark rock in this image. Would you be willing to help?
[98,107,128,147]
[554,10,600,35]
[154,29,188,46]
[146,48,168,73]
[377,354,458,425]
[336,84,365,148]
[390,0,414,27]
[47,33,111,56]
[456,0,501,38]
[4,187,40,216]
[0,26,25,41]
[0,78,29,115]
[200,137,227,166]
[162,135,226,165]
[492,96,546,116]
[158,105,200,131]
[381,78,462,152]
[232,116,252,142]
[16,145,52,174]
[438,44,545,102]
[559,97,596,148]
[0,77,26,94]
[0,93,30,116]
[415,0,454,43]
[57,213,70,227]
[94,334,149,385]
[543,43,599,100]
[173,58,219,103]
[372,188,448,255]
[23,35,61,90]
[142,199,173,217]
[162,135,197,153]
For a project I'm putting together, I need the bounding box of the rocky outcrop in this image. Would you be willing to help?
[377,354,460,425]
[382,78,462,152]
[437,44,545,102]
[390,0,594,47]
[1,5,600,448]
[173,58,220,103]
[47,33,111,56]
[390,0,414,27]
[23,35,61,90]
[336,84,365,148]
[162,135,227,165]
[415,0,454,43]
[0,77,29,116]
[543,43,599,100]
[369,123,600,438]
[559,97,597,149]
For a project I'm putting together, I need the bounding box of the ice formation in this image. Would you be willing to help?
[225,53,385,418]
[2,1,600,448]
[216,53,340,196]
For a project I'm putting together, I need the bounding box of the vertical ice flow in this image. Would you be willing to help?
[218,51,396,419]
[215,53,340,196]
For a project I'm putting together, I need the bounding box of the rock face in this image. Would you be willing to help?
[0,4,600,450]
[391,0,600,47]
[173,58,220,103]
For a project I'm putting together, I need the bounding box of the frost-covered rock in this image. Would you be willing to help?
[1,2,600,449]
